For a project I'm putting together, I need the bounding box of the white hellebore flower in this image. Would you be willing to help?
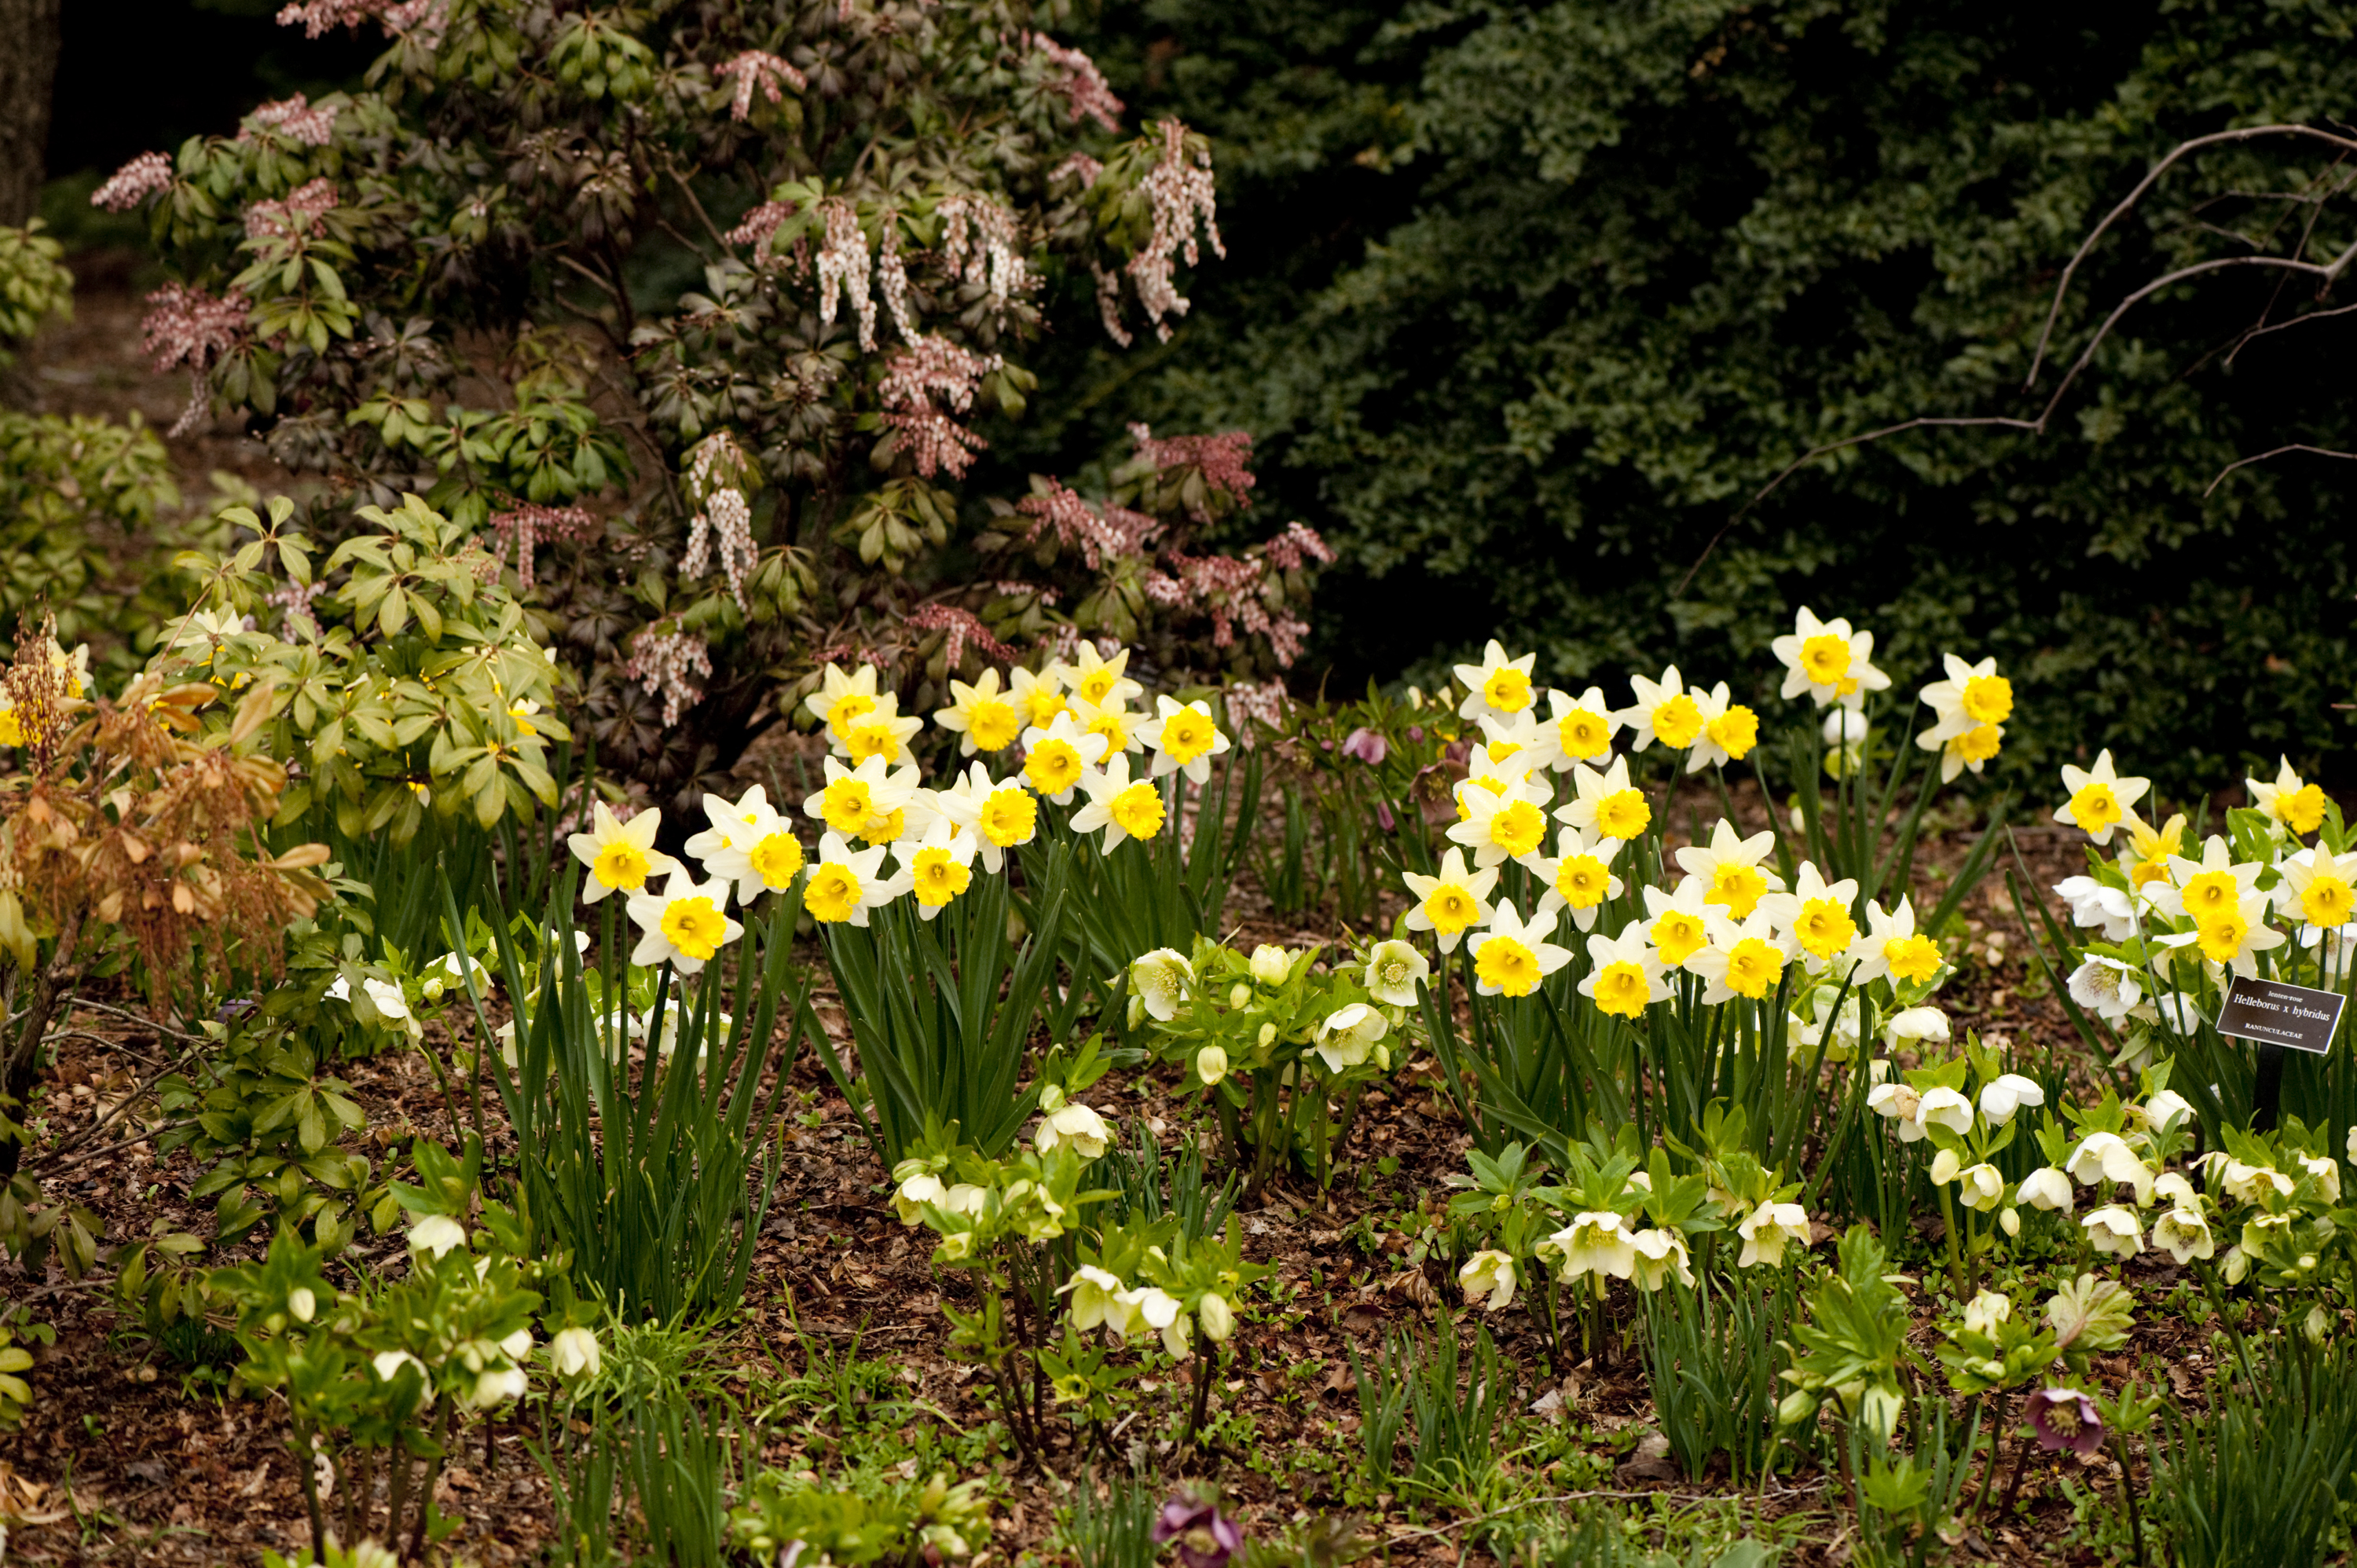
[1956,1163,2006,1211]
[1914,1086,1974,1137]
[1313,1002,1388,1073]
[467,1367,530,1409]
[2066,956,2145,1024]
[2018,1167,2076,1213]
[372,1350,431,1403]
[2082,1204,2144,1258]
[1249,943,1295,985]
[409,1214,467,1258]
[1363,939,1431,1007]
[1963,1290,2012,1336]
[548,1326,603,1379]
[1123,1287,1191,1358]
[892,1171,947,1225]
[1198,1291,1236,1343]
[1867,1082,1926,1142]
[1035,1101,1113,1160]
[1194,1044,1229,1086]
[2143,1089,2195,1133]
[2053,874,2137,942]
[1457,1250,1517,1312]
[1629,1229,1697,1291]
[1130,947,1194,1022]
[1545,1211,1637,1282]
[2151,1206,2216,1265]
[2066,1132,2154,1206]
[1978,1074,2045,1124]
[1885,1006,1952,1051]
[1060,1266,1137,1336]
[1736,1201,1813,1269]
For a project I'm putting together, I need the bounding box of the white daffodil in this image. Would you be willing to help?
[933,669,1025,757]
[1673,819,1783,921]
[1457,1249,1517,1311]
[1069,695,1142,763]
[1757,861,1863,972]
[804,833,894,927]
[1475,708,1558,776]
[832,691,924,768]
[1058,643,1145,711]
[1640,878,1715,970]
[625,872,744,975]
[804,753,918,842]
[1736,1201,1813,1268]
[885,817,978,919]
[1849,897,1945,989]
[1135,695,1232,784]
[1555,754,1652,845]
[1538,684,1622,770]
[1978,1073,2045,1124]
[2054,874,2137,941]
[1530,826,1625,932]
[1915,654,2011,782]
[1447,775,1554,870]
[1070,752,1170,852]
[1468,899,1574,998]
[804,661,883,741]
[1684,910,1791,1005]
[567,802,678,903]
[2278,847,2357,932]
[1402,847,1499,954]
[1684,681,1761,774]
[933,761,1038,874]
[1453,639,1539,721]
[1018,709,1112,804]
[2246,755,2328,837]
[2054,750,2150,846]
[1579,922,1670,1020]
[1363,939,1431,1006]
[1615,665,1708,753]
[1772,606,1890,710]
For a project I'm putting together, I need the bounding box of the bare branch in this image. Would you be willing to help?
[2203,443,2357,498]
[2025,123,2357,389]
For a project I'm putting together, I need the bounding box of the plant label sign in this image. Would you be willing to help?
[2216,975,2346,1056]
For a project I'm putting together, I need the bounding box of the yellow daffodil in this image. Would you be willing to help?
[803,661,882,742]
[1556,755,1652,845]
[1446,775,1553,870]
[933,761,1038,874]
[805,833,895,925]
[804,754,918,838]
[1916,654,2011,781]
[1617,666,1706,753]
[1019,710,1112,804]
[1539,684,1621,770]
[934,669,1025,757]
[1685,681,1758,772]
[1453,639,1538,722]
[1402,847,1498,954]
[625,872,744,974]
[1758,861,1863,971]
[835,694,924,767]
[2247,756,2328,837]
[2279,847,2357,930]
[1136,694,1232,784]
[1580,922,1670,1018]
[2054,750,2150,846]
[1010,664,1069,729]
[1673,819,1783,921]
[1851,897,1945,987]
[1685,911,1791,1003]
[1057,643,1144,710]
[1467,899,1572,998]
[566,803,679,903]
[1071,753,1168,852]
[1771,606,1890,709]
[1529,825,1625,931]
[1641,879,1714,968]
[889,818,978,918]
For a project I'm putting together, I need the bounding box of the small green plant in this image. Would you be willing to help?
[2150,1335,2357,1568]
[1642,1266,1803,1484]
[1347,1313,1516,1509]
[1059,1471,1161,1568]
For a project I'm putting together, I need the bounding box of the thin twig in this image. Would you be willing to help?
[2202,442,2357,496]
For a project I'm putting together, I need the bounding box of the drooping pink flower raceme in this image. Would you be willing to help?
[714,50,806,122]
[878,336,1003,479]
[1127,119,1225,342]
[243,93,339,147]
[1017,482,1160,570]
[621,625,714,726]
[904,603,1016,669]
[92,152,174,212]
[1029,34,1124,131]
[488,504,598,594]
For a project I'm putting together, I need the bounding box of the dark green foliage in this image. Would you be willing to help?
[1034,0,2357,790]
[1642,1269,1802,1485]
[2151,1336,2357,1568]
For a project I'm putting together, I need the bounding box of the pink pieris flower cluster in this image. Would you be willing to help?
[937,195,1030,317]
[487,504,597,593]
[1127,120,1224,342]
[816,200,877,350]
[243,93,339,147]
[1265,520,1335,572]
[680,434,761,610]
[141,283,248,373]
[275,0,443,42]
[1028,34,1124,132]
[93,152,174,213]
[1130,423,1255,519]
[622,625,714,726]
[245,178,339,241]
[877,222,918,343]
[1146,552,1314,667]
[1091,261,1131,348]
[906,603,1017,669]
[1054,154,1105,189]
[714,49,806,121]
[1017,482,1160,570]
[879,335,1002,479]
[267,577,328,639]
[725,201,797,267]
[1225,679,1289,738]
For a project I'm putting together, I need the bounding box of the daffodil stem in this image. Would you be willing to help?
[1966,1397,2000,1522]
[2196,1265,2256,1387]
[2110,1430,2146,1565]
[1937,1181,1964,1298]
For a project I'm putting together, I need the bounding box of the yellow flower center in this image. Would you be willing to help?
[979,786,1038,847]
[1085,709,1130,753]
[1109,781,1166,841]
[1652,694,1704,749]
[1960,674,2013,724]
[1593,962,1651,1019]
[1794,897,1857,960]
[808,863,863,923]
[1706,863,1768,919]
[1556,855,1611,909]
[2180,870,2238,920]
[1800,634,1852,686]
[1482,666,1533,713]
[591,840,652,892]
[1489,800,1546,857]
[911,848,972,907]
[825,691,877,735]
[748,832,804,889]
[969,698,1021,752]
[1723,936,1783,999]
[858,808,907,845]
[1425,884,1481,936]
[1883,932,1942,985]
[1023,687,1067,727]
[1078,668,1119,705]
[1475,936,1541,996]
[0,708,23,749]
[1706,705,1758,760]
[1596,788,1651,841]
[2069,781,2121,836]
[1557,709,1611,760]
[1486,740,1523,764]
[1651,910,1706,966]
[2128,853,2172,890]
[820,779,874,835]
[1955,723,2003,764]
[2196,910,2248,965]
[658,896,729,962]
[2301,874,2352,929]
[845,720,903,765]
[1025,738,1083,795]
[508,702,539,737]
[2281,783,2327,835]
[1161,709,1218,764]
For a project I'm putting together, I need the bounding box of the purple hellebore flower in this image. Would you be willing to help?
[2025,1387,2105,1456]
[1340,727,1388,766]
[1152,1491,1243,1568]
[1404,724,1425,743]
